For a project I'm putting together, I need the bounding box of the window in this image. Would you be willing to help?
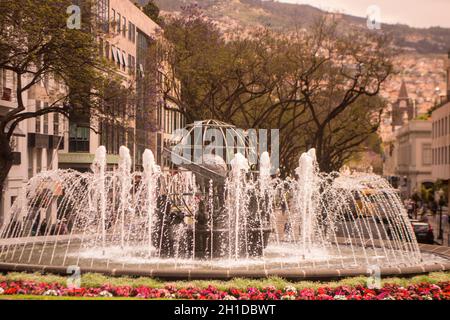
[117,13,121,33]
[174,112,178,131]
[43,102,49,134]
[446,116,449,136]
[112,46,121,68]
[53,113,59,136]
[422,144,432,166]
[69,124,90,152]
[111,9,116,32]
[128,54,133,74]
[122,17,126,37]
[28,148,33,178]
[35,100,41,133]
[446,146,448,164]
[97,0,109,32]
[122,51,127,70]
[128,22,135,43]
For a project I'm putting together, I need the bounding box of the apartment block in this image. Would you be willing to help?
[0,69,64,224]
[395,120,433,198]
[1,0,183,224]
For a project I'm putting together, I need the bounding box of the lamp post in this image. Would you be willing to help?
[438,189,444,242]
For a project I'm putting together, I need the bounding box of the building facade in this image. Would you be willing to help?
[1,0,183,225]
[0,69,64,225]
[431,53,450,202]
[382,81,417,182]
[395,120,433,198]
[432,102,450,181]
[59,0,178,171]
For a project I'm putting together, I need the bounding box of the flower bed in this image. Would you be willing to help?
[1,280,449,300]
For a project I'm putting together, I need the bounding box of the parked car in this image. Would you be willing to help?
[410,220,434,244]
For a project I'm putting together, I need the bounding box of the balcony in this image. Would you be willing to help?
[28,133,65,150]
[28,133,49,149]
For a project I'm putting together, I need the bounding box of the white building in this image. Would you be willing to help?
[0,69,63,225]
[431,53,450,203]
[60,0,182,172]
[0,0,183,226]
[395,120,433,198]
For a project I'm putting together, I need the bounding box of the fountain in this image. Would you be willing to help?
[0,123,449,280]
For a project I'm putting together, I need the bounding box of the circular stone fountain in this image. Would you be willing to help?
[0,129,449,280]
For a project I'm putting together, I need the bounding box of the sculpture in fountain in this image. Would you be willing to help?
[0,120,447,279]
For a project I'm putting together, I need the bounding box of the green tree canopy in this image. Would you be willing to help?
[160,8,394,174]
[0,0,124,194]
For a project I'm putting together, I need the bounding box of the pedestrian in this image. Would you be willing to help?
[406,200,414,218]
[431,201,438,215]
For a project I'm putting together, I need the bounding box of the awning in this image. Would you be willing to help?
[111,46,117,62]
[121,51,127,68]
[115,49,122,65]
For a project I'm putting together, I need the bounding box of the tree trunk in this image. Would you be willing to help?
[0,133,13,211]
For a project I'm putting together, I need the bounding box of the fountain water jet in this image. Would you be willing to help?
[0,137,447,279]
[91,146,107,254]
[142,149,160,256]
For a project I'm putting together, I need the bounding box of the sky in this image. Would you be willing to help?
[277,0,450,28]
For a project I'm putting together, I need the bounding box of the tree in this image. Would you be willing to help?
[160,7,276,123]
[141,0,164,26]
[160,8,394,174]
[276,18,394,172]
[0,0,123,200]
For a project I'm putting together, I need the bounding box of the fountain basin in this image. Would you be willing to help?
[1,236,448,281]
[0,143,445,282]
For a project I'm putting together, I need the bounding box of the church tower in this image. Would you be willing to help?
[391,80,414,131]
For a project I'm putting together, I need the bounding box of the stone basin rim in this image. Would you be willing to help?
[0,243,448,281]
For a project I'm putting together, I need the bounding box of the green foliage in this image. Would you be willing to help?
[161,9,394,174]
[421,185,435,203]
[141,1,164,26]
[0,0,126,189]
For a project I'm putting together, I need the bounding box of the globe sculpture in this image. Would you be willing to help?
[0,120,449,280]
